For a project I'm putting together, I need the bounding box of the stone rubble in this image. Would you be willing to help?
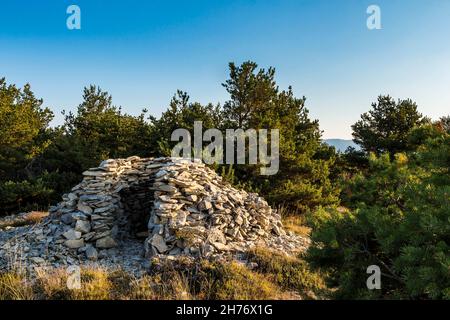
[0,156,309,274]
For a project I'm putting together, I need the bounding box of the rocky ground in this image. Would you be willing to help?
[1,221,148,276]
[0,216,309,277]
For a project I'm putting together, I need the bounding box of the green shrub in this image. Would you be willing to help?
[0,178,53,215]
[307,135,450,299]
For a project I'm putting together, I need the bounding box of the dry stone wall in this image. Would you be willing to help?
[51,156,288,258]
[1,156,308,273]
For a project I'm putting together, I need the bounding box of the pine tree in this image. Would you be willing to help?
[352,95,427,155]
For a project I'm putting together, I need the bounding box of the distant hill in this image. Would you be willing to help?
[324,139,359,152]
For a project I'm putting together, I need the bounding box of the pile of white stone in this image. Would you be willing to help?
[0,156,308,271]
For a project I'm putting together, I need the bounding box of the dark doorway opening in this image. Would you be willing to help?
[118,179,154,239]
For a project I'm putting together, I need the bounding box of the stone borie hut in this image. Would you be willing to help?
[51,156,289,259]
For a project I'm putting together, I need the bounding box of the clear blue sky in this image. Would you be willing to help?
[1,0,449,138]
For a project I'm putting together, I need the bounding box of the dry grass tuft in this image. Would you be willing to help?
[247,247,329,299]
[195,260,283,300]
[277,204,311,237]
[282,215,311,237]
[25,211,49,224]
[0,272,34,300]
[0,211,48,229]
